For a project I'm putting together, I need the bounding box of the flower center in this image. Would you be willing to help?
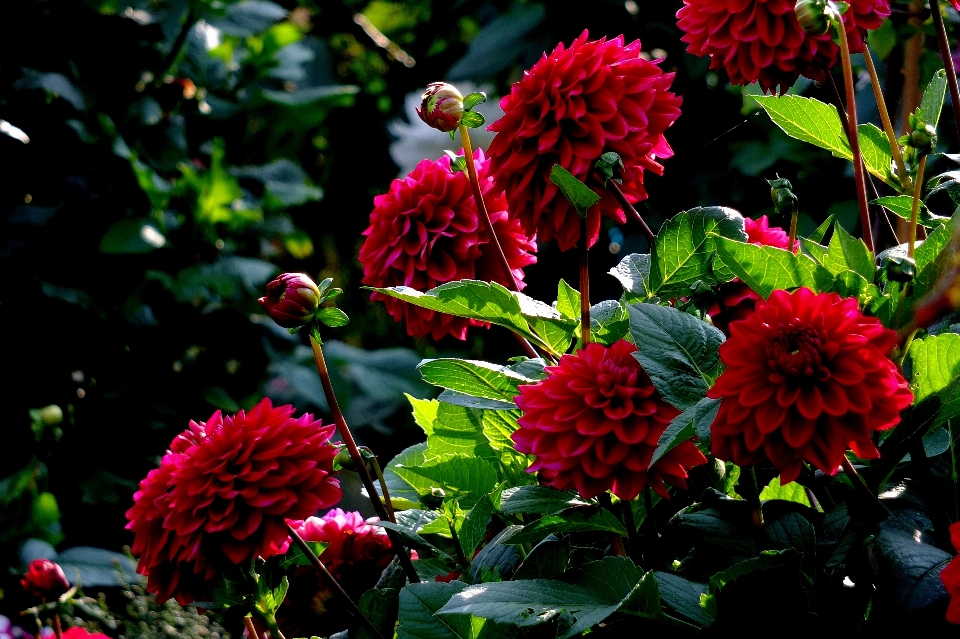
[767,322,828,382]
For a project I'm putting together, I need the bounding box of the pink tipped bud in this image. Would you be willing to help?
[258,272,322,328]
[21,559,70,600]
[416,82,464,132]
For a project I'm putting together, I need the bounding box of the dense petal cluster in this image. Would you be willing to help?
[487,32,682,251]
[677,0,890,93]
[513,340,707,500]
[126,398,341,605]
[61,630,110,639]
[21,559,70,601]
[708,288,913,483]
[359,149,536,340]
[290,509,393,581]
[709,215,799,334]
[943,523,960,624]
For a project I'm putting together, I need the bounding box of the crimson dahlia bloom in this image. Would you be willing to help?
[486,32,681,251]
[21,559,70,600]
[708,288,913,484]
[126,398,341,605]
[942,523,960,624]
[677,0,890,94]
[512,340,707,500]
[709,215,799,334]
[359,149,536,340]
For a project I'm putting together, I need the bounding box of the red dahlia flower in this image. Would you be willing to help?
[126,398,342,605]
[289,509,393,581]
[708,288,913,484]
[486,31,682,251]
[942,522,960,624]
[512,340,708,500]
[21,559,70,601]
[709,215,799,334]
[677,0,890,94]
[61,629,111,639]
[359,149,536,340]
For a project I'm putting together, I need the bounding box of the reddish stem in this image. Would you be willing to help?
[52,616,62,639]
[608,180,655,242]
[931,0,960,144]
[309,335,419,583]
[244,616,264,639]
[579,213,591,346]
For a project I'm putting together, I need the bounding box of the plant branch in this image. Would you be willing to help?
[244,616,265,639]
[579,213,591,346]
[51,615,62,639]
[285,523,385,639]
[908,155,927,258]
[835,15,876,252]
[840,457,891,520]
[158,2,195,79]
[931,0,960,143]
[862,43,912,191]
[308,334,419,583]
[361,447,396,523]
[607,180,655,242]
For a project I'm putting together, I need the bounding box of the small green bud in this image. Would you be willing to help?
[884,254,917,283]
[420,487,445,510]
[795,0,830,35]
[333,447,356,471]
[39,404,63,426]
[767,175,798,215]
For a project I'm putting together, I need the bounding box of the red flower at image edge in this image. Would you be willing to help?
[708,288,913,484]
[677,0,890,94]
[61,629,111,639]
[513,340,707,500]
[359,149,536,340]
[125,398,342,605]
[487,31,681,251]
[21,559,70,601]
[709,215,800,334]
[942,522,960,624]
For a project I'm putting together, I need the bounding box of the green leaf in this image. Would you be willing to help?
[653,572,712,627]
[391,452,499,509]
[419,359,532,403]
[713,237,834,299]
[470,525,524,582]
[708,549,797,593]
[438,391,516,411]
[588,300,629,346]
[907,333,960,427]
[397,581,476,639]
[874,527,951,612]
[100,218,166,254]
[754,95,897,187]
[823,224,874,280]
[871,195,947,229]
[912,214,958,301]
[357,588,401,639]
[514,537,571,580]
[499,486,591,515]
[382,443,430,510]
[758,477,812,507]
[459,494,496,560]
[651,397,720,467]
[479,409,535,486]
[507,507,627,545]
[516,292,577,355]
[918,69,947,129]
[808,214,835,244]
[460,110,485,129]
[425,403,498,463]
[367,280,545,348]
[408,395,440,436]
[649,207,747,297]
[627,303,725,410]
[462,92,487,111]
[609,253,652,303]
[314,306,349,328]
[555,279,580,319]
[549,165,599,218]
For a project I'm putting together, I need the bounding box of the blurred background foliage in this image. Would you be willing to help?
[1,0,957,612]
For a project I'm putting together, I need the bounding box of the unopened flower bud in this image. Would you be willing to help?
[420,487,445,510]
[258,273,322,328]
[795,0,830,35]
[416,83,464,133]
[21,559,70,601]
[884,254,916,283]
[39,405,63,425]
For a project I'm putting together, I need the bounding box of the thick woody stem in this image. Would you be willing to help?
[309,335,419,583]
[286,523,385,639]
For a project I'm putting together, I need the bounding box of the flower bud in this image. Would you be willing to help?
[416,83,464,133]
[419,487,445,510]
[795,0,830,35]
[883,254,916,283]
[39,404,63,425]
[21,559,70,600]
[258,273,322,329]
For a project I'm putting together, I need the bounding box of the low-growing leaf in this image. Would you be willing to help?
[459,494,497,560]
[470,525,524,583]
[713,237,834,299]
[907,333,960,427]
[588,300,629,346]
[499,486,591,515]
[758,477,812,507]
[397,581,474,639]
[653,572,713,627]
[650,397,719,467]
[419,359,532,402]
[874,527,951,612]
[391,453,499,509]
[549,165,600,217]
[609,253,652,303]
[506,507,627,545]
[823,224,874,280]
[514,536,571,580]
[872,195,947,228]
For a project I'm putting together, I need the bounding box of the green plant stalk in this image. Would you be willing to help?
[286,523,386,639]
[596,492,626,557]
[263,613,286,639]
[908,155,927,258]
[458,124,540,360]
[840,457,891,519]
[930,0,960,144]
[862,44,912,191]
[642,487,662,569]
[448,518,471,573]
[788,207,799,250]
[835,14,876,253]
[308,334,420,584]
[579,212,592,346]
[361,446,396,523]
[742,466,765,530]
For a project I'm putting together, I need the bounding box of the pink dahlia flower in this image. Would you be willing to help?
[677,0,890,94]
[126,398,342,605]
[709,215,799,334]
[61,630,110,639]
[513,340,708,500]
[487,31,682,251]
[942,522,960,624]
[359,149,536,340]
[289,509,393,581]
[708,288,913,484]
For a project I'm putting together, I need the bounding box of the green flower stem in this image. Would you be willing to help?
[743,466,764,530]
[285,523,386,639]
[862,44,912,192]
[448,518,471,573]
[930,0,960,144]
[608,180,655,242]
[579,212,592,346]
[244,616,264,639]
[621,496,640,560]
[158,1,195,79]
[263,614,286,639]
[788,207,799,251]
[840,456,891,520]
[308,334,420,584]
[908,155,927,259]
[597,492,626,557]
[361,446,396,523]
[458,124,540,360]
[834,10,876,253]
[641,487,663,569]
